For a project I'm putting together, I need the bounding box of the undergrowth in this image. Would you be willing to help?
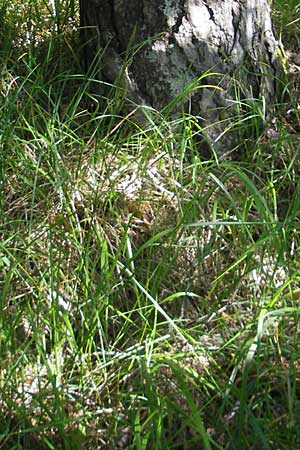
[1,1,300,449]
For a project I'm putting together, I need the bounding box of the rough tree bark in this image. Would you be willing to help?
[79,0,282,154]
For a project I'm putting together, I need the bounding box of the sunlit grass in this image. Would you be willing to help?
[1,1,300,449]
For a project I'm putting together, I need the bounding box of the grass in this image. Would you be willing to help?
[1,1,300,448]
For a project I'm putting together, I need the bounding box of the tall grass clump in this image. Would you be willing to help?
[1,1,300,449]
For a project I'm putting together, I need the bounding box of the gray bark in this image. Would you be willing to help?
[80,0,282,154]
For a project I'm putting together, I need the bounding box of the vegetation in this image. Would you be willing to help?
[1,1,300,448]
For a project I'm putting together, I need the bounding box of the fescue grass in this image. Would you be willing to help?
[1,1,300,449]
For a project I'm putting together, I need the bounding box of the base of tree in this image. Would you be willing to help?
[80,0,282,154]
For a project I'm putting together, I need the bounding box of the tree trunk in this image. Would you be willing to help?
[79,0,282,154]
